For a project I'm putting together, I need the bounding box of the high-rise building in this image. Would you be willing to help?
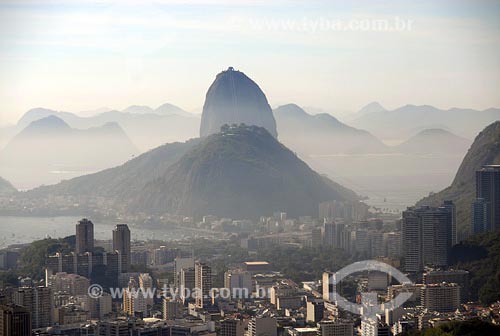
[75,218,94,254]
[46,272,90,296]
[443,200,457,245]
[45,251,121,282]
[402,203,454,273]
[173,257,194,289]
[123,277,147,317]
[473,165,500,232]
[318,320,353,336]
[180,267,196,303]
[352,229,370,256]
[311,227,323,247]
[13,286,52,329]
[0,304,31,336]
[367,271,388,291]
[113,224,131,273]
[306,299,324,323]
[423,270,470,303]
[162,297,183,320]
[0,251,19,270]
[153,246,177,266]
[247,317,277,336]
[421,282,460,313]
[384,232,402,259]
[139,273,154,307]
[472,198,490,234]
[194,262,212,308]
[361,318,390,336]
[368,230,385,258]
[323,220,346,248]
[84,293,112,319]
[221,318,245,336]
[322,271,337,302]
[96,320,130,336]
[323,221,335,247]
[224,269,252,299]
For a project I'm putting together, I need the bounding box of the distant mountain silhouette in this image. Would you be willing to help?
[396,128,472,155]
[352,104,500,140]
[17,108,78,128]
[274,103,388,155]
[357,101,386,116]
[122,105,154,114]
[418,121,500,238]
[0,116,139,188]
[155,103,193,117]
[0,176,16,194]
[122,103,193,117]
[28,138,199,200]
[200,67,277,137]
[15,105,199,151]
[26,125,357,218]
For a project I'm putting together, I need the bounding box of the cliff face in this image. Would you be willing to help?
[200,67,277,138]
[418,121,500,238]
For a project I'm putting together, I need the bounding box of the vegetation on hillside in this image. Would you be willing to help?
[130,125,357,218]
[418,121,500,238]
[401,319,500,336]
[17,236,75,280]
[450,230,500,305]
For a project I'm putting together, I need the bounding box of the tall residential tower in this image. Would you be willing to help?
[75,218,94,254]
[112,224,131,273]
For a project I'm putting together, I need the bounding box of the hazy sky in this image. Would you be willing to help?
[1,0,499,125]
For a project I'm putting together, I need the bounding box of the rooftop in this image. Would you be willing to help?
[481,165,500,171]
[244,261,270,266]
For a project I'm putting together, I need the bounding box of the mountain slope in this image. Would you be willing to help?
[155,103,192,117]
[418,121,500,238]
[25,126,356,218]
[396,129,472,154]
[273,103,388,155]
[0,176,16,194]
[450,230,500,304]
[200,67,277,138]
[357,101,386,117]
[0,116,139,188]
[129,125,357,218]
[28,138,198,200]
[122,105,154,114]
[352,104,500,140]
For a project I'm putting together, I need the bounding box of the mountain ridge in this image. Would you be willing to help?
[129,125,357,218]
[396,128,471,154]
[0,116,139,188]
[13,105,199,151]
[352,104,500,140]
[273,103,389,155]
[0,176,16,194]
[417,121,500,238]
[23,125,357,219]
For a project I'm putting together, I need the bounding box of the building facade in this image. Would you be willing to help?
[75,218,94,254]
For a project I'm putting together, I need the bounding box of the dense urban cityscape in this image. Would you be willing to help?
[0,165,499,335]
